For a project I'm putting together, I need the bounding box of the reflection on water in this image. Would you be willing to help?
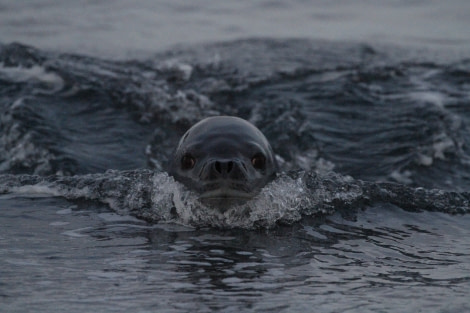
[1,197,469,312]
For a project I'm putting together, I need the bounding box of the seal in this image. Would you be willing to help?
[169,116,277,205]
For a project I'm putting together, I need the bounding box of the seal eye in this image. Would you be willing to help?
[181,153,196,170]
[251,153,266,170]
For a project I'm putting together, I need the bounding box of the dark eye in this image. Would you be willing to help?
[181,153,195,170]
[251,153,266,170]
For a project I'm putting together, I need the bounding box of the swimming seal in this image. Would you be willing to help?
[169,116,277,204]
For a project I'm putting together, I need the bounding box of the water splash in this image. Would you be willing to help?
[0,62,64,94]
[1,169,468,229]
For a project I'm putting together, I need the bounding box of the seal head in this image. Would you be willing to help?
[169,116,277,205]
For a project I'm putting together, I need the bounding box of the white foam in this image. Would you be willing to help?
[389,170,413,185]
[1,170,326,229]
[295,148,318,171]
[432,135,455,160]
[152,173,312,229]
[56,207,74,215]
[10,185,62,197]
[416,153,433,166]
[409,91,445,108]
[62,227,92,238]
[0,63,64,93]
[158,59,193,81]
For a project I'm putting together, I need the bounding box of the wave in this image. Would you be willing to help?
[0,40,469,228]
[0,169,468,229]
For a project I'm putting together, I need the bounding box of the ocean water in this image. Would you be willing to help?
[1,0,470,59]
[1,1,470,312]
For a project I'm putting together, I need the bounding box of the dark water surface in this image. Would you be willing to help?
[0,38,469,313]
[2,196,469,312]
[1,1,470,312]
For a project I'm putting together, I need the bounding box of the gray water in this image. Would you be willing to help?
[1,0,470,59]
[2,196,470,312]
[1,1,470,312]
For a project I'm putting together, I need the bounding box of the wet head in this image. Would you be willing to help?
[169,116,278,206]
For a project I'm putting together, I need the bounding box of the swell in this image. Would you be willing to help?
[0,40,469,200]
[0,169,468,229]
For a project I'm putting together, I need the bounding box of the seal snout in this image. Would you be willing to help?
[214,160,234,176]
[202,158,248,181]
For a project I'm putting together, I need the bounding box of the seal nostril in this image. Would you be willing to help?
[214,161,222,174]
[213,160,235,175]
